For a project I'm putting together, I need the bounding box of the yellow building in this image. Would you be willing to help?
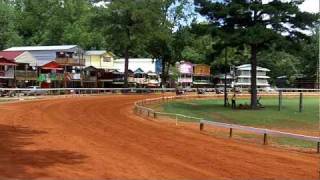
[85,50,115,70]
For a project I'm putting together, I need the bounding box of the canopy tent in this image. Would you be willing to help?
[41,61,63,70]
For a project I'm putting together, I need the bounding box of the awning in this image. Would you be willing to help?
[0,57,17,66]
[41,61,63,70]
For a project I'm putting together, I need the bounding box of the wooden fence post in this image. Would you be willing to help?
[317,142,320,153]
[299,92,303,112]
[153,112,157,119]
[229,128,233,138]
[200,123,204,131]
[278,90,282,111]
[263,133,268,145]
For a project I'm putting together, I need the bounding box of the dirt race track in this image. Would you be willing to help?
[0,94,318,179]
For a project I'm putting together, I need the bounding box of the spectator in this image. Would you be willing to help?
[231,94,236,109]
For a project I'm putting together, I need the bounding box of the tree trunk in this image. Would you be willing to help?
[250,44,258,109]
[224,48,228,107]
[161,58,166,88]
[165,62,171,87]
[124,47,129,88]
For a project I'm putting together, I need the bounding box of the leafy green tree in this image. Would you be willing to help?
[294,34,318,81]
[13,0,102,49]
[195,0,318,108]
[147,0,195,87]
[93,0,156,87]
[0,1,22,49]
[257,49,301,85]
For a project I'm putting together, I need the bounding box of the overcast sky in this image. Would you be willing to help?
[299,0,319,13]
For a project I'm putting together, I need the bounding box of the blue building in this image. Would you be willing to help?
[155,59,162,74]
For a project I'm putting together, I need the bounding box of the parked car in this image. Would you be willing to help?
[215,87,224,94]
[22,86,47,96]
[0,90,15,97]
[175,88,185,95]
[232,87,242,93]
[262,87,276,92]
[197,88,205,94]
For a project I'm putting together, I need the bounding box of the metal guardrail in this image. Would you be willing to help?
[0,87,176,91]
[0,87,177,97]
[0,87,319,92]
[134,95,320,153]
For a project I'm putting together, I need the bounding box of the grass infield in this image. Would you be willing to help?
[151,96,319,149]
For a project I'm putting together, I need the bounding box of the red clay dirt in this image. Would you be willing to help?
[0,94,318,179]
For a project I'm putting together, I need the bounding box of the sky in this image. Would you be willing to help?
[194,0,319,23]
[298,0,319,13]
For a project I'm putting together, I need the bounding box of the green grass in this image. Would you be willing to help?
[274,137,317,148]
[157,96,319,133]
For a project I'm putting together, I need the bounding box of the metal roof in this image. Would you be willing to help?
[85,50,107,56]
[0,51,24,60]
[236,64,270,72]
[4,45,78,51]
[0,57,17,66]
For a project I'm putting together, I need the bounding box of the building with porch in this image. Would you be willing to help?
[0,51,37,87]
[4,45,85,88]
[177,61,193,88]
[234,64,270,88]
[0,57,16,87]
[85,50,115,70]
[192,64,212,88]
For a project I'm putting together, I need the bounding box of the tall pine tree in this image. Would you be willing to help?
[195,0,318,108]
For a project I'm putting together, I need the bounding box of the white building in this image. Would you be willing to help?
[5,45,84,66]
[234,64,270,88]
[113,58,156,73]
[177,62,193,88]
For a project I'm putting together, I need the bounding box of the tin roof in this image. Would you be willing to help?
[41,61,63,70]
[85,50,107,56]
[0,51,24,60]
[237,64,270,71]
[4,45,78,51]
[0,57,16,66]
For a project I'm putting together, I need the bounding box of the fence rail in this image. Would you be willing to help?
[0,87,319,92]
[134,95,320,153]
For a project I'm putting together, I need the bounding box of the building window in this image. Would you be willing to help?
[103,56,111,62]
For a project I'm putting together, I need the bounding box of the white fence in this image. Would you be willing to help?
[0,87,177,97]
[134,95,320,153]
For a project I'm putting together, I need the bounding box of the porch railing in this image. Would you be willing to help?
[0,70,14,79]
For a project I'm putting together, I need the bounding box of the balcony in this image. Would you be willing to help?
[0,70,14,79]
[178,78,193,83]
[15,70,38,80]
[55,58,85,66]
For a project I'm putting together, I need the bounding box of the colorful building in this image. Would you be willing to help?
[85,51,115,70]
[0,57,16,87]
[177,61,193,88]
[193,64,212,87]
[4,45,85,88]
[0,51,37,87]
[38,61,64,88]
